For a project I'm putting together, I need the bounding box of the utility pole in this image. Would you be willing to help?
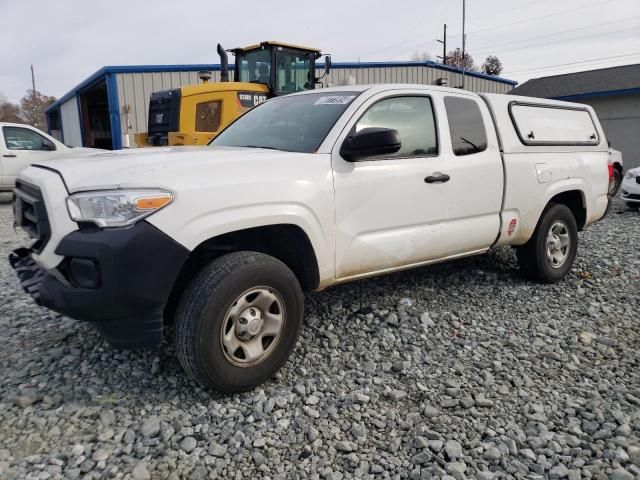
[436,24,447,65]
[30,65,36,95]
[461,0,466,89]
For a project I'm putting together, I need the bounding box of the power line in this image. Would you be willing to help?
[503,52,640,75]
[448,0,619,38]
[474,26,640,55]
[471,16,640,52]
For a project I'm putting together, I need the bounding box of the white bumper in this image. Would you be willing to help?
[17,167,78,270]
[621,174,640,204]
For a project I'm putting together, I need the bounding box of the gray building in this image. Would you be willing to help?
[45,61,516,150]
[510,64,640,169]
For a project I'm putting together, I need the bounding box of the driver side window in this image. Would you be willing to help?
[354,96,437,159]
[3,126,55,151]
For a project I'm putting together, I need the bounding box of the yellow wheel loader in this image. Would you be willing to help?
[134,41,331,147]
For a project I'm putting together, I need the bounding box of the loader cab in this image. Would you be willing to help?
[232,41,325,96]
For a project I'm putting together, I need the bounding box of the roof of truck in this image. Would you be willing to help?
[233,41,322,53]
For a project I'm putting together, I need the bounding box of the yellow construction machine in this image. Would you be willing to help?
[134,41,331,147]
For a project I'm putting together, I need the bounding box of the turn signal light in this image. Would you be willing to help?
[135,196,173,210]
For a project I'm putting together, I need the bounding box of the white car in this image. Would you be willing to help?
[621,167,640,208]
[0,122,99,191]
[9,85,610,392]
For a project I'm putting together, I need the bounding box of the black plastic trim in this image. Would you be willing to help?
[9,221,189,348]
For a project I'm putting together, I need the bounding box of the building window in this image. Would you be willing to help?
[195,101,222,132]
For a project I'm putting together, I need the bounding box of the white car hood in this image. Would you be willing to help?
[32,146,310,193]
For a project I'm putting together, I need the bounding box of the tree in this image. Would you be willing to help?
[411,51,432,62]
[20,90,56,131]
[481,55,503,76]
[446,48,475,71]
[0,94,24,123]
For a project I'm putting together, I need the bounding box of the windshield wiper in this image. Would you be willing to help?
[459,137,481,152]
[243,145,281,150]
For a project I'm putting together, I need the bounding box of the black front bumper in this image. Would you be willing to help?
[9,221,189,349]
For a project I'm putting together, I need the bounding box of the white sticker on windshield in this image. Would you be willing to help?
[313,95,356,105]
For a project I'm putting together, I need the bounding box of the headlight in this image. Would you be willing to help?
[625,171,637,179]
[66,189,173,227]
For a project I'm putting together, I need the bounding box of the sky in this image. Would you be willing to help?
[1,0,639,103]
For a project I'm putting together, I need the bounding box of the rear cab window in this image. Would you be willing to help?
[444,97,488,156]
[509,102,599,146]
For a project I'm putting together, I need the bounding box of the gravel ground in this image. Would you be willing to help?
[0,191,639,480]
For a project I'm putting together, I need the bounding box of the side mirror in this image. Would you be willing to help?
[324,55,332,76]
[340,127,401,162]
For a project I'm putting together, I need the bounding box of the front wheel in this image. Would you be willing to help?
[516,203,578,283]
[174,251,304,392]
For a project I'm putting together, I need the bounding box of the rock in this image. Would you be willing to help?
[209,443,227,458]
[595,335,617,347]
[483,446,501,462]
[15,395,38,408]
[180,437,197,453]
[423,405,440,418]
[141,416,161,438]
[628,445,640,465]
[252,451,268,466]
[335,441,356,453]
[609,468,634,480]
[386,389,406,401]
[549,464,569,479]
[132,461,151,480]
[445,440,463,460]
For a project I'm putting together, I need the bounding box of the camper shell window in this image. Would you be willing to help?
[509,102,599,146]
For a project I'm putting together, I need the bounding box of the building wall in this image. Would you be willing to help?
[322,66,513,95]
[59,98,83,147]
[115,66,513,148]
[115,70,223,146]
[579,94,640,169]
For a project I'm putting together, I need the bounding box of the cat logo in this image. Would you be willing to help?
[238,92,268,108]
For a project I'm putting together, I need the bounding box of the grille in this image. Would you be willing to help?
[13,180,51,253]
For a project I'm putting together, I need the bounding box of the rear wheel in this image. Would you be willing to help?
[174,251,304,392]
[608,168,621,196]
[516,203,578,283]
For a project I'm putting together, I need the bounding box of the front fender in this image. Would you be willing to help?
[147,202,334,285]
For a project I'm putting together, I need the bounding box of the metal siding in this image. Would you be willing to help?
[60,97,82,147]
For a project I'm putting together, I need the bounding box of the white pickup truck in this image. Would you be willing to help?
[0,122,98,191]
[9,85,610,392]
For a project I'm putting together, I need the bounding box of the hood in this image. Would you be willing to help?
[32,146,313,192]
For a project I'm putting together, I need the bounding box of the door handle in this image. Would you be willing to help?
[424,173,450,183]
[2,154,17,158]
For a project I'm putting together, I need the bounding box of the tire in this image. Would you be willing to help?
[174,251,304,392]
[608,168,621,196]
[627,202,640,211]
[516,203,578,283]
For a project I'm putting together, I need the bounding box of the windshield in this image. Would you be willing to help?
[237,49,271,85]
[211,91,360,153]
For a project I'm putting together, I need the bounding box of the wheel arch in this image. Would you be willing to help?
[547,189,587,230]
[164,223,321,325]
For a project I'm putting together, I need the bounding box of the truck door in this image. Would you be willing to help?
[332,91,503,280]
[1,125,58,186]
